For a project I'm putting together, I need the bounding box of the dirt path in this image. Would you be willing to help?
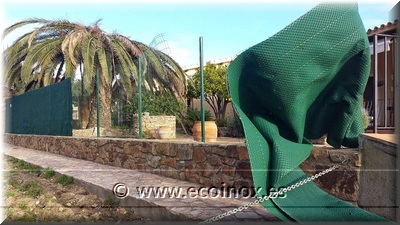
[3,155,146,222]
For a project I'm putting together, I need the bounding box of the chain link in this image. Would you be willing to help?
[200,159,348,224]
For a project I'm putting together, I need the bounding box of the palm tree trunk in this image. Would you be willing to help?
[87,74,112,129]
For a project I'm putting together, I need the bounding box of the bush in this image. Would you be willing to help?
[124,91,185,117]
[42,167,56,179]
[216,117,228,127]
[103,197,119,208]
[55,175,74,186]
[187,108,212,121]
[22,181,44,198]
[179,108,213,134]
[122,91,186,128]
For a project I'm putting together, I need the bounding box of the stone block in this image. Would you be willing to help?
[176,144,193,160]
[165,157,176,168]
[179,172,186,180]
[237,161,252,179]
[140,142,152,153]
[221,165,236,177]
[164,167,179,179]
[198,177,213,187]
[122,161,130,169]
[222,157,236,166]
[212,175,222,187]
[328,151,348,163]
[155,143,171,155]
[199,163,215,178]
[226,145,239,158]
[210,146,226,156]
[209,155,222,166]
[114,157,122,167]
[221,174,234,186]
[98,148,108,159]
[311,148,329,159]
[193,147,207,163]
[313,165,359,202]
[147,155,161,168]
[238,146,249,160]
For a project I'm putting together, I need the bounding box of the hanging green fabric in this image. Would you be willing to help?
[227,3,390,222]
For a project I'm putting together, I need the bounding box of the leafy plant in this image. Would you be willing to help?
[103,197,119,208]
[18,202,28,210]
[185,108,212,123]
[6,190,16,197]
[123,90,189,133]
[22,181,44,197]
[42,168,56,179]
[180,108,213,134]
[187,62,231,122]
[13,159,41,175]
[216,116,228,127]
[55,175,74,186]
[6,156,19,164]
[7,179,18,187]
[124,90,185,118]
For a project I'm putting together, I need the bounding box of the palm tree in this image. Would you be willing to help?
[3,18,186,129]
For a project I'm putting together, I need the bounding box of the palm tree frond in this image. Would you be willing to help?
[3,18,48,38]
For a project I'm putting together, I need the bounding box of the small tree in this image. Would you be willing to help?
[3,19,186,129]
[187,62,231,123]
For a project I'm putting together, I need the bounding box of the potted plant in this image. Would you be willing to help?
[185,108,217,142]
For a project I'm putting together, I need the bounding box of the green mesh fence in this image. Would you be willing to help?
[5,78,72,136]
[227,3,389,222]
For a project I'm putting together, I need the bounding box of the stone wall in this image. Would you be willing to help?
[4,134,252,189]
[4,134,361,203]
[299,146,361,204]
[72,127,135,137]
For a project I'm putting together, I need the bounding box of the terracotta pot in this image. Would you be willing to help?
[192,121,218,142]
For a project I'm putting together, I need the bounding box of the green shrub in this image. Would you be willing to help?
[124,91,185,117]
[14,160,41,175]
[186,108,212,123]
[18,202,28,210]
[103,197,119,207]
[42,168,56,179]
[6,156,19,164]
[55,175,74,186]
[22,181,44,197]
[216,116,228,127]
[182,107,213,132]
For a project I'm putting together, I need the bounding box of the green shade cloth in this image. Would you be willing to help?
[227,3,390,222]
[5,78,72,136]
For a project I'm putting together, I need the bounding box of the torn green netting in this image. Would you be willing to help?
[227,3,389,222]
